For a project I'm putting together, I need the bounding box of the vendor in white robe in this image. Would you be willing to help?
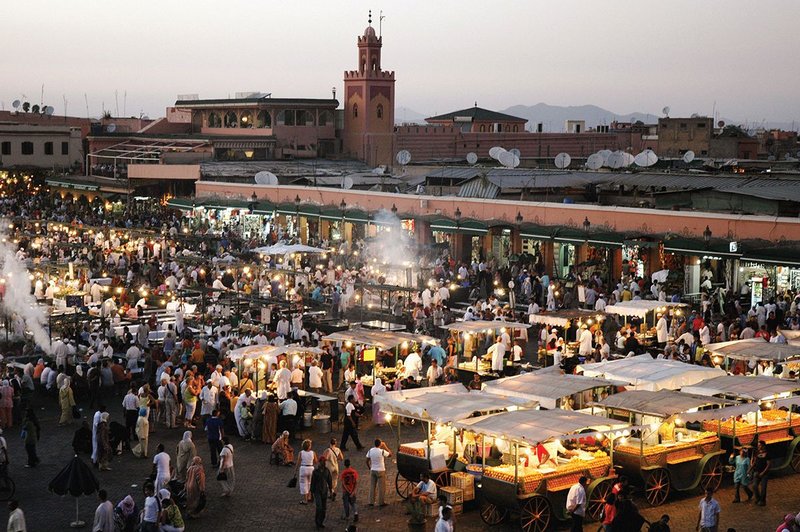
[655,313,668,345]
[91,408,103,464]
[404,351,423,381]
[234,389,255,437]
[485,336,507,372]
[371,378,387,426]
[273,360,292,400]
[578,325,593,357]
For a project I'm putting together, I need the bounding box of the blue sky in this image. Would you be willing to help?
[4,0,799,123]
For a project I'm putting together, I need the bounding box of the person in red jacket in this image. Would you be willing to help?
[340,459,359,523]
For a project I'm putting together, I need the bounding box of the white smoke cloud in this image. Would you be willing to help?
[0,224,51,353]
[363,210,417,286]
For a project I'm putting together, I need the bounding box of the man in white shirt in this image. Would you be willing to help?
[409,471,438,522]
[308,360,324,393]
[486,337,506,373]
[141,484,160,530]
[152,444,171,491]
[6,500,26,532]
[594,295,606,312]
[404,351,423,381]
[578,325,593,357]
[199,380,218,424]
[511,341,523,363]
[565,476,588,532]
[426,360,442,386]
[125,344,141,371]
[290,365,305,390]
[273,360,292,400]
[365,438,392,507]
[656,313,668,347]
[697,487,720,532]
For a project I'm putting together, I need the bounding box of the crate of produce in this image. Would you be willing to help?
[440,486,463,506]
[451,503,463,516]
[450,472,475,500]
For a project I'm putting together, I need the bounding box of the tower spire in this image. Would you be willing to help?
[368,9,372,26]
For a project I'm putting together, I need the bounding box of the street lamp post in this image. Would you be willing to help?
[294,194,301,240]
[340,199,347,245]
[703,225,712,249]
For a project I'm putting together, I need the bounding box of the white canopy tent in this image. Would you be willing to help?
[596,389,736,419]
[481,373,623,409]
[322,329,439,349]
[252,243,329,255]
[682,375,800,401]
[604,300,688,320]
[577,356,725,391]
[703,338,800,363]
[526,310,605,328]
[441,320,530,333]
[453,409,630,446]
[228,343,322,362]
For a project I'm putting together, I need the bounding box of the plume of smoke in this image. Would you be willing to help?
[363,210,417,286]
[0,225,51,353]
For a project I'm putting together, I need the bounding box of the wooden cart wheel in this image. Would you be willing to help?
[433,470,450,488]
[395,472,413,500]
[700,457,723,492]
[519,495,551,532]
[791,443,800,473]
[586,478,615,522]
[644,468,670,506]
[479,501,508,525]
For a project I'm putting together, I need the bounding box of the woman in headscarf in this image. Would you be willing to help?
[97,412,112,471]
[370,377,386,426]
[22,408,40,467]
[57,377,75,426]
[271,431,295,465]
[0,380,15,428]
[219,385,236,436]
[175,431,196,483]
[114,495,138,532]
[132,407,149,458]
[184,456,206,518]
[261,395,279,444]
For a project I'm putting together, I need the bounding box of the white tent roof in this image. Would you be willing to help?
[481,373,622,409]
[604,300,687,319]
[453,409,629,446]
[578,356,724,391]
[252,243,328,255]
[322,329,439,349]
[527,310,605,327]
[441,320,530,332]
[597,389,736,418]
[228,343,322,362]
[703,338,800,362]
[378,385,535,423]
[681,375,800,401]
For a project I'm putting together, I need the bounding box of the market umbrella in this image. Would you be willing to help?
[48,455,100,528]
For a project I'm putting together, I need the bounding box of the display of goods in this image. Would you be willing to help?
[484,465,542,494]
[709,419,757,437]
[450,472,474,490]
[547,472,584,492]
[465,464,484,474]
[667,447,701,464]
[760,410,789,422]
[587,456,612,478]
[451,503,463,516]
[441,486,464,505]
[399,445,426,458]
[760,428,791,444]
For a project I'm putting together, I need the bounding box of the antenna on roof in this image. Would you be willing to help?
[554,152,571,169]
[662,106,670,117]
[379,10,385,37]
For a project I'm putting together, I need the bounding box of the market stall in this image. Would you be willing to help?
[596,389,734,506]
[441,320,531,383]
[453,409,630,530]
[228,343,323,392]
[578,356,725,391]
[481,372,623,410]
[702,339,800,375]
[682,375,800,470]
[378,384,536,500]
[604,301,688,348]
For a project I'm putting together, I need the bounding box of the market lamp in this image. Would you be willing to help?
[515,211,523,225]
[295,194,301,207]
[583,217,591,232]
[703,225,712,248]
[340,199,347,211]
[391,203,398,215]
[251,192,257,202]
[454,207,461,222]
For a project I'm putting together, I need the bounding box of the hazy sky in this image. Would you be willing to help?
[4,0,799,123]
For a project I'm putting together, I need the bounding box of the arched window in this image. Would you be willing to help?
[224,111,238,128]
[208,112,221,128]
[504,125,510,132]
[353,103,358,118]
[513,125,518,132]
[371,57,377,71]
[256,110,271,128]
[376,104,383,119]
[479,125,485,132]
[360,56,366,72]
[318,110,334,127]
[239,111,253,128]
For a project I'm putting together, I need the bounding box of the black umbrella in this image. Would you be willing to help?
[48,455,100,528]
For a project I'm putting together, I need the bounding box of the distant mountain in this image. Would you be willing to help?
[500,103,660,132]
[394,106,428,125]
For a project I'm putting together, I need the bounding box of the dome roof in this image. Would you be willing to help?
[363,25,376,38]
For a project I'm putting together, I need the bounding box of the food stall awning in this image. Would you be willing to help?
[454,409,630,446]
[166,197,198,210]
[378,386,535,423]
[440,320,530,333]
[481,373,624,409]
[703,338,800,363]
[597,389,736,418]
[251,201,274,215]
[604,300,688,319]
[202,198,252,210]
[429,218,488,236]
[322,329,439,349]
[578,357,725,391]
[228,343,323,362]
[527,310,605,327]
[681,375,800,401]
[252,243,329,255]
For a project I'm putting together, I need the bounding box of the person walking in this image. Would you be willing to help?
[175,431,196,484]
[217,437,235,497]
[729,447,753,503]
[696,487,721,532]
[97,412,112,471]
[132,408,150,458]
[6,500,26,532]
[92,489,114,531]
[366,438,392,507]
[204,409,224,467]
[322,438,344,499]
[340,458,359,523]
[21,408,40,468]
[340,396,363,452]
[296,439,317,504]
[58,377,76,426]
[750,440,770,506]
[152,444,172,492]
[184,456,206,518]
[566,476,589,532]
[310,460,333,530]
[140,484,160,532]
[122,386,139,440]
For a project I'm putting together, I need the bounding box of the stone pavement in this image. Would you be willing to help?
[0,392,797,531]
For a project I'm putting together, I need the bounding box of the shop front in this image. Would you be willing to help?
[738,247,800,305]
[663,237,742,297]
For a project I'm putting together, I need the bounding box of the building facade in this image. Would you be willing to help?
[0,124,83,170]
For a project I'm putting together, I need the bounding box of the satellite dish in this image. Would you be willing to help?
[690,113,699,118]
[718,120,725,128]
[11,100,20,109]
[396,150,411,166]
[634,149,659,167]
[106,123,117,133]
[44,106,54,116]
[796,150,800,159]
[498,151,520,169]
[683,150,695,163]
[509,148,521,158]
[466,152,478,165]
[342,176,354,190]
[372,166,385,175]
[662,106,670,117]
[489,146,505,159]
[606,152,625,169]
[31,104,40,114]
[554,152,571,169]
[586,153,604,170]
[597,149,612,165]
[254,171,278,185]
[621,152,636,167]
